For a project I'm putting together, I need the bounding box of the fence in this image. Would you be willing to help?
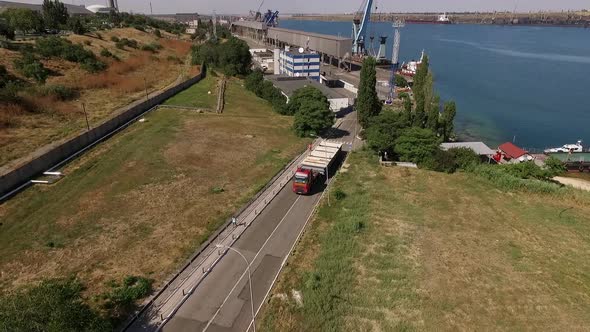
[0,73,204,199]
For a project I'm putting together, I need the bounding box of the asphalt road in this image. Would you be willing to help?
[161,111,358,332]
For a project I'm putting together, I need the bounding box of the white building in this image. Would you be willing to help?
[275,47,321,81]
[265,75,354,113]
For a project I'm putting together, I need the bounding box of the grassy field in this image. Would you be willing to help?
[164,73,218,109]
[259,151,590,331]
[0,28,195,169]
[0,78,309,298]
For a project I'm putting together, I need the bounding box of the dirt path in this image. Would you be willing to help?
[554,176,590,191]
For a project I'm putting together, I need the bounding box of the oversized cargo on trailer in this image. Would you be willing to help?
[292,141,342,194]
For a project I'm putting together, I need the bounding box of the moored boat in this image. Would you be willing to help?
[544,140,584,153]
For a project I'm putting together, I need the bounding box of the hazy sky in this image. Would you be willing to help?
[13,0,590,15]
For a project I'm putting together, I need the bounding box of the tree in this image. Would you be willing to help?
[394,127,440,163]
[244,69,264,95]
[412,54,429,128]
[1,8,44,34]
[68,16,86,35]
[218,37,251,76]
[365,111,407,155]
[285,86,328,116]
[293,98,334,137]
[0,278,111,331]
[401,95,413,125]
[356,57,381,128]
[426,94,440,131]
[43,0,69,30]
[0,17,15,40]
[440,101,457,141]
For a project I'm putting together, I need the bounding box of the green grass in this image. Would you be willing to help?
[259,151,590,331]
[163,74,218,109]
[0,77,310,299]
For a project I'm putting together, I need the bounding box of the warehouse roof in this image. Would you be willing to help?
[265,75,348,100]
[441,142,496,156]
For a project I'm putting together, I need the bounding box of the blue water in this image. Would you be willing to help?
[280,20,590,149]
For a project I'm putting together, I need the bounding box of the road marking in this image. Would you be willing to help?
[245,189,323,332]
[201,194,302,332]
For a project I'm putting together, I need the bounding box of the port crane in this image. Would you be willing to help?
[352,0,374,55]
[386,20,404,104]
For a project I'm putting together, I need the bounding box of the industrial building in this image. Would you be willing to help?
[276,47,321,80]
[265,75,354,113]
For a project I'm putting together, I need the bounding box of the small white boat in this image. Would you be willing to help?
[545,140,584,153]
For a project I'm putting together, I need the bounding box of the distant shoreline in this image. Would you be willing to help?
[282,12,590,29]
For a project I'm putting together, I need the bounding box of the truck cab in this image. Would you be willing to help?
[292,168,314,194]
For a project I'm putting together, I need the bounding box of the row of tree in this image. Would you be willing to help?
[0,2,186,40]
[245,69,335,137]
[191,37,252,76]
[0,0,69,37]
[358,53,460,170]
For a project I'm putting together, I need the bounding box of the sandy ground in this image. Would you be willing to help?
[554,176,590,191]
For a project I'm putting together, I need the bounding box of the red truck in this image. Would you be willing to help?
[292,141,343,195]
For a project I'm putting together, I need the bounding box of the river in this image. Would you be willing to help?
[280,20,590,150]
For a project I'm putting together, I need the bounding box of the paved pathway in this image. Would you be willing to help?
[126,111,358,332]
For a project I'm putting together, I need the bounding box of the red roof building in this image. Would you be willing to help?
[498,142,527,159]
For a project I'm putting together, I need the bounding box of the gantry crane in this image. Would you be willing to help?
[352,0,374,55]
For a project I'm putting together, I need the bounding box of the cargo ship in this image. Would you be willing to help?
[406,13,452,25]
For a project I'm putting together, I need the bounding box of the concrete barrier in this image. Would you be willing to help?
[0,73,204,198]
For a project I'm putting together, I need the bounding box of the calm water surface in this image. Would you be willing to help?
[280,20,590,149]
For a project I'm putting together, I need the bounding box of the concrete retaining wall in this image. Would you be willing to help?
[0,73,204,197]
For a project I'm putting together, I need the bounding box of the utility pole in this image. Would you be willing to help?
[149,2,153,15]
[82,103,90,131]
[144,77,149,101]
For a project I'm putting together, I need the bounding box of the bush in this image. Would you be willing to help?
[0,81,22,104]
[448,147,481,170]
[134,25,146,32]
[80,59,107,73]
[140,42,162,53]
[38,84,78,101]
[472,164,563,194]
[0,278,111,331]
[100,47,112,57]
[544,156,567,177]
[110,35,120,42]
[35,37,106,72]
[102,276,152,319]
[115,38,139,50]
[14,53,49,83]
[154,29,161,38]
[334,188,347,200]
[84,40,92,46]
[0,65,14,88]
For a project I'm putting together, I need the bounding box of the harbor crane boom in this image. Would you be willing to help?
[352,0,374,55]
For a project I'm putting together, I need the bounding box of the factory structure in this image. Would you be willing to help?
[276,47,321,80]
[232,0,407,102]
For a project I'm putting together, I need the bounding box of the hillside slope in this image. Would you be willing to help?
[260,151,590,331]
[0,28,195,169]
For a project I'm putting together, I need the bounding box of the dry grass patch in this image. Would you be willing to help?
[0,28,194,168]
[0,79,308,300]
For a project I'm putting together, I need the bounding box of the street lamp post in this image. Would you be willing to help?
[216,244,256,332]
